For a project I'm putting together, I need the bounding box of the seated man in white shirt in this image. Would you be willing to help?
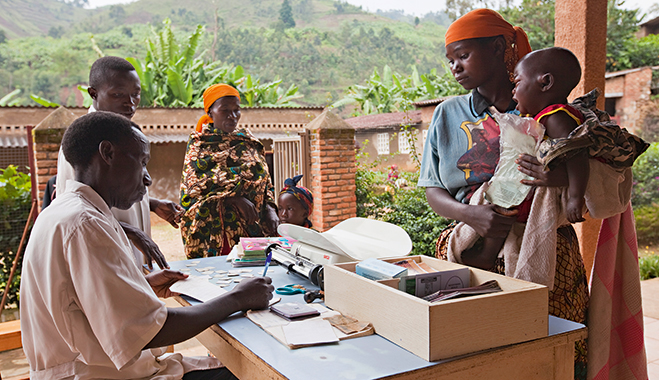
[56,56,182,270]
[21,111,274,379]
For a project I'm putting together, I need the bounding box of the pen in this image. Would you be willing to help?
[263,250,272,277]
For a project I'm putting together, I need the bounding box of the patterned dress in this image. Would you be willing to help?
[180,124,276,259]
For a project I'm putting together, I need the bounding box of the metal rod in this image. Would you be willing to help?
[0,199,38,311]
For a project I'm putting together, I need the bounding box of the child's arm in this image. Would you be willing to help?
[541,111,579,139]
[541,111,588,223]
[565,153,588,223]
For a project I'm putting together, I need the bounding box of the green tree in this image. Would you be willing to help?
[606,0,643,70]
[0,29,6,44]
[414,17,420,26]
[499,0,555,50]
[279,0,296,29]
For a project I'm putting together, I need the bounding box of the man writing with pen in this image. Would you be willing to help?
[21,111,275,379]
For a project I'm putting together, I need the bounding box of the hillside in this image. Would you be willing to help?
[0,0,92,38]
[0,0,451,106]
[0,0,417,38]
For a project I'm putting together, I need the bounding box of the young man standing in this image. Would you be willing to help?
[56,56,181,269]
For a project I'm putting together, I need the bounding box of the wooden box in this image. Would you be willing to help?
[324,255,548,361]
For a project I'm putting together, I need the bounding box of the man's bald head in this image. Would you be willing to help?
[62,111,139,170]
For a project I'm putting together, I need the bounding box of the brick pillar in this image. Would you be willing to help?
[306,109,356,231]
[32,107,78,210]
[555,0,608,282]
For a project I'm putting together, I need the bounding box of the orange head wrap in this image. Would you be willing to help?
[445,9,532,79]
[195,84,241,132]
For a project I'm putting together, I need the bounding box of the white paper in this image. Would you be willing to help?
[282,318,339,346]
[170,276,227,302]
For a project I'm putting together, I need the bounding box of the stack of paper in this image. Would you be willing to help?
[233,237,296,267]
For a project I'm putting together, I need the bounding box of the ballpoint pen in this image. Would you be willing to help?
[262,250,273,277]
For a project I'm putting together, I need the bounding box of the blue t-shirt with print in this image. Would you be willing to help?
[419,91,516,203]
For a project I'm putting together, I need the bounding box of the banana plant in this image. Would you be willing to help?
[0,89,23,106]
[333,64,467,116]
[30,94,60,107]
[126,18,302,108]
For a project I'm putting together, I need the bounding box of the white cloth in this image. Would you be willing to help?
[56,106,151,265]
[20,181,220,379]
[446,160,632,289]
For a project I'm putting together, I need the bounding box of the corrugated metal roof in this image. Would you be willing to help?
[0,135,27,148]
[0,105,324,110]
[345,111,422,130]
[412,96,454,107]
[145,130,303,144]
[146,133,191,144]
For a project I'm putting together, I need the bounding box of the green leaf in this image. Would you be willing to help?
[77,85,93,108]
[166,66,192,105]
[0,89,21,106]
[182,25,204,67]
[30,94,60,107]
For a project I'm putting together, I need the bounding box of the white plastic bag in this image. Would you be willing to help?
[486,110,545,208]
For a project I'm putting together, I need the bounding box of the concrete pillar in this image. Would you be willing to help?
[32,107,77,210]
[306,109,357,231]
[554,0,608,281]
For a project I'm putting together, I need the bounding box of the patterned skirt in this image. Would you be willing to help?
[436,223,589,380]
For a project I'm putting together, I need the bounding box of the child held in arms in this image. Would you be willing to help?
[512,47,588,223]
[475,47,587,263]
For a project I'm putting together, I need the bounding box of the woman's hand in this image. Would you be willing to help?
[225,196,259,224]
[516,154,568,187]
[464,204,517,238]
[425,187,516,238]
[261,204,280,236]
[146,269,188,298]
[120,222,169,270]
[150,198,184,228]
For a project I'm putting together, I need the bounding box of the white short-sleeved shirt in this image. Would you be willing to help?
[56,138,151,265]
[20,181,220,379]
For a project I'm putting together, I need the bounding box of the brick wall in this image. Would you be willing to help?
[605,67,653,133]
[307,110,357,231]
[31,107,76,209]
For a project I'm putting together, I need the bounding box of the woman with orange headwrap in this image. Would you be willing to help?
[418,9,588,378]
[180,84,279,258]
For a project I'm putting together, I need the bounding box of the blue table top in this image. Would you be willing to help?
[169,256,584,380]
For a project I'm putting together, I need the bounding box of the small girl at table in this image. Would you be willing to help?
[278,175,314,228]
[512,47,587,223]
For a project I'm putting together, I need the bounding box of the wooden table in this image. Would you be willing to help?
[172,257,587,380]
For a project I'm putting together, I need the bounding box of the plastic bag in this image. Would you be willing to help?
[486,110,545,208]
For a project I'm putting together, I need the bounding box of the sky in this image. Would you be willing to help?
[86,0,655,17]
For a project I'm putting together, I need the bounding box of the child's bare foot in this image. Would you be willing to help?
[566,196,586,223]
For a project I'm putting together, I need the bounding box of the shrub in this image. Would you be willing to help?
[632,142,659,207]
[0,165,32,309]
[639,254,659,281]
[634,204,659,247]
[355,167,451,256]
[379,175,451,256]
